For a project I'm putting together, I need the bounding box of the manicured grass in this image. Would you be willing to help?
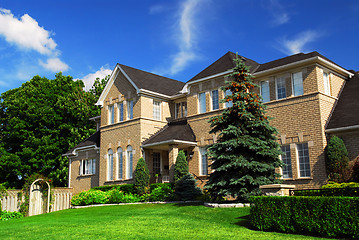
[0,203,336,240]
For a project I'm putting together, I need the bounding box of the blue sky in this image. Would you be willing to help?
[0,0,358,94]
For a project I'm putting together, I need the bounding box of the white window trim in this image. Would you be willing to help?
[280,145,292,179]
[107,149,114,181]
[117,148,123,180]
[295,143,311,178]
[260,80,270,103]
[275,76,286,100]
[108,105,115,125]
[126,146,133,179]
[323,71,331,96]
[153,99,161,121]
[210,89,220,111]
[291,72,304,97]
[199,147,208,176]
[117,102,124,122]
[80,159,96,176]
[127,100,133,120]
[198,92,207,113]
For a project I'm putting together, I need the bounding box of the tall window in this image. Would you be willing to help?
[198,92,206,113]
[280,145,292,179]
[126,146,133,179]
[153,100,161,120]
[108,149,113,180]
[153,152,161,174]
[297,143,311,177]
[323,72,330,95]
[108,105,114,124]
[127,100,133,120]
[260,81,270,103]
[292,72,304,96]
[199,147,208,176]
[211,89,219,110]
[118,103,124,122]
[225,89,233,108]
[80,159,96,175]
[175,102,187,119]
[276,77,286,99]
[117,147,123,180]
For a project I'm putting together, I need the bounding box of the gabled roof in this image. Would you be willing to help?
[97,64,185,106]
[188,51,260,82]
[142,120,196,147]
[326,71,359,131]
[64,131,100,156]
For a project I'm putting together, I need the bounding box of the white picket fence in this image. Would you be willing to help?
[1,188,73,213]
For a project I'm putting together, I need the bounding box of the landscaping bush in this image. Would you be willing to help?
[107,189,140,203]
[175,174,202,201]
[250,196,359,239]
[71,190,108,206]
[321,181,359,189]
[326,135,349,182]
[134,157,150,195]
[0,210,22,221]
[92,184,134,194]
[149,183,174,192]
[174,150,188,183]
[149,184,174,201]
[292,182,359,197]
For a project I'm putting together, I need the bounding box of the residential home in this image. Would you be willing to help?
[64,51,355,194]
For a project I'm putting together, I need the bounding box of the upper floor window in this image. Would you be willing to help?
[211,90,219,110]
[225,89,233,108]
[276,77,286,99]
[153,100,161,120]
[280,145,292,179]
[127,100,133,120]
[108,149,114,181]
[118,102,124,122]
[126,146,133,179]
[199,147,208,176]
[117,147,123,180]
[198,92,206,113]
[260,81,270,103]
[297,143,311,178]
[292,72,304,96]
[80,159,96,175]
[108,105,115,124]
[323,72,330,95]
[175,102,187,119]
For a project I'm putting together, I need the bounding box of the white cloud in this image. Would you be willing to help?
[39,58,69,72]
[0,8,69,72]
[79,66,112,91]
[273,13,289,26]
[278,30,320,55]
[267,0,289,26]
[149,5,166,15]
[167,0,201,75]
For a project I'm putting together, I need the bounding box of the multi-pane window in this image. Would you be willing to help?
[153,152,161,174]
[260,81,270,103]
[80,159,96,175]
[153,100,161,120]
[127,100,133,119]
[108,149,114,180]
[323,72,330,95]
[127,146,133,179]
[198,92,206,113]
[280,145,292,179]
[292,72,304,96]
[276,77,286,99]
[118,103,124,122]
[297,143,311,177]
[117,148,123,180]
[225,89,233,108]
[211,90,219,110]
[175,102,187,119]
[108,105,115,124]
[199,147,208,176]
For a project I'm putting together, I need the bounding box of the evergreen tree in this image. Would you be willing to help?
[175,174,202,201]
[174,150,189,183]
[204,56,282,201]
[134,157,150,195]
[326,135,349,182]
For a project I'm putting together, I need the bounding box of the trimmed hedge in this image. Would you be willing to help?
[250,196,359,239]
[293,187,359,197]
[91,184,134,194]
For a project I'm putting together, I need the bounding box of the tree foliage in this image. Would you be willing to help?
[326,135,349,182]
[0,73,101,188]
[204,56,282,201]
[134,157,150,195]
[89,75,110,100]
[175,174,202,201]
[174,150,188,183]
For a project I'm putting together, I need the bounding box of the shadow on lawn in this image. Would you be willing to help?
[234,214,255,230]
[172,201,204,207]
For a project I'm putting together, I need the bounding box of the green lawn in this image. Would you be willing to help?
[0,203,336,240]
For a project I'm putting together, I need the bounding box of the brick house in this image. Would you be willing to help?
[64,51,355,194]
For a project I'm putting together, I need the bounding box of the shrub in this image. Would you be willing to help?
[118,184,134,194]
[250,196,359,239]
[0,210,22,221]
[71,190,108,206]
[352,159,359,182]
[321,181,359,189]
[174,150,188,183]
[149,184,174,202]
[149,183,174,192]
[134,157,150,195]
[107,189,139,203]
[91,184,134,194]
[326,136,349,182]
[175,174,202,201]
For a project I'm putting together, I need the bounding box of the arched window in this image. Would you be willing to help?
[108,149,113,180]
[126,146,133,179]
[117,147,123,180]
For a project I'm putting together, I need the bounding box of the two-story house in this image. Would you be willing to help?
[64,51,355,194]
